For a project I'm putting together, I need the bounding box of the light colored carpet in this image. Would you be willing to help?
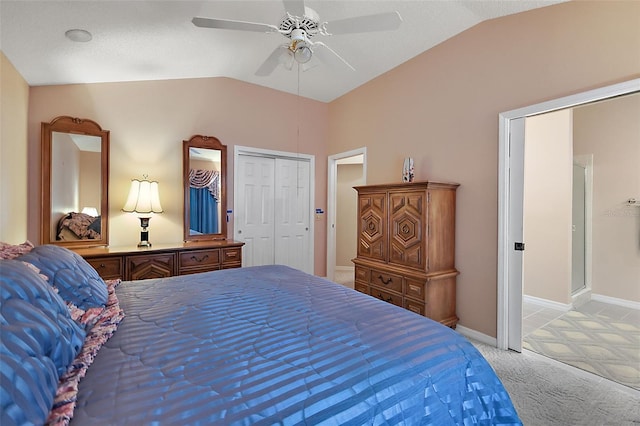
[473,341,640,425]
[523,310,640,390]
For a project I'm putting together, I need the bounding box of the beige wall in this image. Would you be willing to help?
[28,78,329,275]
[327,1,640,336]
[51,132,81,237]
[523,109,573,304]
[79,151,102,214]
[336,163,363,267]
[574,94,640,302]
[0,52,29,244]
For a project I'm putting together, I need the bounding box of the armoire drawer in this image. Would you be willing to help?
[404,298,425,316]
[355,266,370,283]
[370,287,403,308]
[370,269,403,294]
[354,282,369,294]
[405,277,427,301]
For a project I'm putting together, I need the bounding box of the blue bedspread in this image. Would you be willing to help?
[72,265,521,425]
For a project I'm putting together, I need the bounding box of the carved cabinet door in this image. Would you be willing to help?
[357,192,387,262]
[389,190,426,270]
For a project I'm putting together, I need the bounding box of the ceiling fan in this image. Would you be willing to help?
[192,0,402,76]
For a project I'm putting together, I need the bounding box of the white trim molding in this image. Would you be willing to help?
[592,294,640,311]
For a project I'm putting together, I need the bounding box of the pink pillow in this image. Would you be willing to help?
[0,240,35,259]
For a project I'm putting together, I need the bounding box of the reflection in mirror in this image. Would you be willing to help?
[42,116,109,247]
[183,135,227,241]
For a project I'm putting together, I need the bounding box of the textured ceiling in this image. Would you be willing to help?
[1,0,565,102]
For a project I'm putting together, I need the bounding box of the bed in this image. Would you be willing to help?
[1,243,522,425]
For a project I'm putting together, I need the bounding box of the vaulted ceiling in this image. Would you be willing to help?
[1,1,564,102]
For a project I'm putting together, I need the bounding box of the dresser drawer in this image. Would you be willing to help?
[221,247,242,268]
[86,257,123,280]
[179,249,220,270]
[370,287,403,308]
[126,253,175,280]
[370,269,403,294]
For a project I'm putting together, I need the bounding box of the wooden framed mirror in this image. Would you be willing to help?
[41,116,110,247]
[183,135,227,241]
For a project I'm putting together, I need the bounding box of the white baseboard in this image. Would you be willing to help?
[592,293,640,310]
[523,294,572,311]
[524,293,639,311]
[335,266,354,273]
[456,325,497,347]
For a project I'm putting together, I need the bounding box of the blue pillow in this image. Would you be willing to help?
[1,259,86,426]
[17,245,107,310]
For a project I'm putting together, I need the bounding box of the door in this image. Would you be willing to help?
[274,158,311,273]
[235,149,313,274]
[507,117,526,352]
[572,163,586,294]
[236,155,276,267]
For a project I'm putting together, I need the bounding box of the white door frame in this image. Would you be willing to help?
[572,154,594,304]
[326,147,367,280]
[497,78,640,350]
[234,145,315,273]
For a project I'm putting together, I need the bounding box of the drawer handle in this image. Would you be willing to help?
[377,293,393,303]
[225,251,237,258]
[99,263,106,269]
[191,254,209,263]
[377,275,393,285]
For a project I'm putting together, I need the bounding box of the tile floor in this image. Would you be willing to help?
[523,298,640,390]
[523,299,640,339]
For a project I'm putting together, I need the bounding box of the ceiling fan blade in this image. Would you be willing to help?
[283,0,305,17]
[324,11,402,35]
[312,42,355,72]
[255,45,291,76]
[192,17,279,33]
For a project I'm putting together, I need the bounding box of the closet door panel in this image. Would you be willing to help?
[274,158,312,273]
[236,155,275,267]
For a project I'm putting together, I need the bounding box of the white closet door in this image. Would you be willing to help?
[274,158,311,273]
[236,155,275,267]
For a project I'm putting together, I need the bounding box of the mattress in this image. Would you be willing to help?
[71,265,521,425]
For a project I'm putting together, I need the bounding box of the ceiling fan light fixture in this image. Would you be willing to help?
[294,43,312,64]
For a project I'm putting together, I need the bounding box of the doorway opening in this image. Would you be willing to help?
[497,78,640,351]
[326,148,366,283]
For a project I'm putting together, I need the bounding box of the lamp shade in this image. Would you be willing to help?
[122,179,163,214]
[81,207,99,217]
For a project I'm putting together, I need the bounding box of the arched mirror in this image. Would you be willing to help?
[183,135,227,241]
[41,116,110,247]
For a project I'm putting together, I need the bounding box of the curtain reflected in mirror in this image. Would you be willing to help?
[189,167,220,235]
[183,135,227,241]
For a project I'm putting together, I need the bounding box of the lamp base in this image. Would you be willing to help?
[138,218,152,247]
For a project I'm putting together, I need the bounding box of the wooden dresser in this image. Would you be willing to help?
[352,181,459,328]
[73,240,244,281]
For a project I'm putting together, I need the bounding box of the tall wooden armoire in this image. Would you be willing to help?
[352,181,459,327]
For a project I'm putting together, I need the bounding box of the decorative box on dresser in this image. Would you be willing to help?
[352,181,459,328]
[74,240,243,281]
